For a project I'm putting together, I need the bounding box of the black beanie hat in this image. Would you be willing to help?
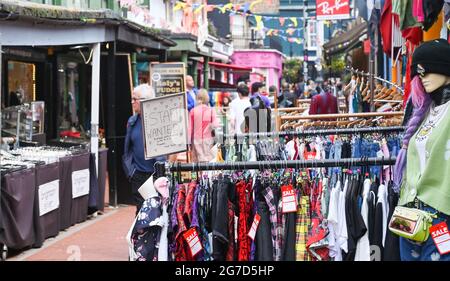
[411,39,450,79]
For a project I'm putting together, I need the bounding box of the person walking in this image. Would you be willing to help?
[189,89,220,162]
[229,84,252,135]
[123,84,165,215]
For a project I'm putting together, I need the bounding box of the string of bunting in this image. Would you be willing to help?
[173,0,316,28]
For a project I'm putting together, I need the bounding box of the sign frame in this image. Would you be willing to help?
[140,92,189,159]
[316,0,351,21]
[149,62,186,97]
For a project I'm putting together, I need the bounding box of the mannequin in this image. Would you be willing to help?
[393,39,450,261]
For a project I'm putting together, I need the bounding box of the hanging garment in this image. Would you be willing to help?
[354,179,372,261]
[327,182,342,261]
[131,196,163,261]
[383,184,401,261]
[422,0,445,31]
[373,183,388,261]
[236,179,253,261]
[195,184,213,261]
[212,177,233,261]
[174,185,192,261]
[296,194,312,261]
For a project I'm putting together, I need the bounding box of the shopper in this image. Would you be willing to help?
[309,86,338,115]
[229,84,252,135]
[268,85,278,108]
[123,84,165,215]
[189,89,220,162]
[186,75,198,112]
[393,39,450,261]
[250,82,271,109]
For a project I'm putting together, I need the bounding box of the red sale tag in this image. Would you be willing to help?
[183,228,203,257]
[281,185,297,213]
[430,222,450,255]
[247,213,261,241]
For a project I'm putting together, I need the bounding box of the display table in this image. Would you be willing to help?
[70,152,90,225]
[33,162,60,248]
[0,168,36,249]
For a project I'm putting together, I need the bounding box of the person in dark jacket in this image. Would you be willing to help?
[123,84,166,215]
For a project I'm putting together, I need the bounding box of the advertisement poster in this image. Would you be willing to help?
[149,62,186,97]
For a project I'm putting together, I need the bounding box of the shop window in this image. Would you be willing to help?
[7,61,36,107]
[308,21,318,49]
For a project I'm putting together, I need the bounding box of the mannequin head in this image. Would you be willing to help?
[419,72,450,93]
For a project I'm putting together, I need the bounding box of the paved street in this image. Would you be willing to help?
[7,206,135,261]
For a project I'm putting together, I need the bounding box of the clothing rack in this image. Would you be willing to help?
[156,157,397,173]
[346,66,404,94]
[218,125,405,139]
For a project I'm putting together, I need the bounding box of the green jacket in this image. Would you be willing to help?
[399,105,450,215]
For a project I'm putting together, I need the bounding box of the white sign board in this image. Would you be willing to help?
[140,93,188,159]
[38,180,60,216]
[72,169,90,199]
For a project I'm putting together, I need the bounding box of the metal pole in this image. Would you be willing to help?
[90,43,101,174]
[303,0,308,91]
[369,59,375,112]
[168,157,397,172]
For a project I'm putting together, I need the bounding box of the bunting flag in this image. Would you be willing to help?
[242,2,250,14]
[174,1,187,11]
[279,17,286,26]
[255,15,264,30]
[250,0,263,10]
[194,4,204,14]
[290,17,298,27]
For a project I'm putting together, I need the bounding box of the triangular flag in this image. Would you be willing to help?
[279,17,286,26]
[250,0,263,10]
[242,3,250,14]
[194,4,204,14]
[173,1,186,11]
[255,15,264,30]
[290,17,298,27]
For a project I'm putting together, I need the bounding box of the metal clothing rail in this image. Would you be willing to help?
[346,66,404,94]
[157,157,397,172]
[219,126,405,139]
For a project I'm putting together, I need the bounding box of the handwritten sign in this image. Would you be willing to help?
[150,62,186,97]
[72,169,90,199]
[38,180,60,216]
[316,0,350,20]
[141,93,188,159]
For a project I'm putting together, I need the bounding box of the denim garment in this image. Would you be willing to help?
[399,206,450,261]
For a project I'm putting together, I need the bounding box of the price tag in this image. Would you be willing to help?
[183,228,203,257]
[430,222,450,255]
[247,214,261,241]
[281,185,297,213]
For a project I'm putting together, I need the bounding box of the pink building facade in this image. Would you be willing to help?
[231,49,285,89]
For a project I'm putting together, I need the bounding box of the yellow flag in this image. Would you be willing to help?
[250,0,263,10]
[255,15,263,30]
[194,4,204,14]
[290,17,298,27]
[173,1,186,12]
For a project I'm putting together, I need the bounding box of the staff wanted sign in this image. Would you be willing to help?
[140,93,188,159]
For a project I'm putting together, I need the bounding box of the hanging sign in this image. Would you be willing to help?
[316,0,351,20]
[38,180,60,216]
[183,228,203,257]
[430,222,450,255]
[140,93,188,159]
[72,169,90,198]
[282,185,297,213]
[247,213,261,241]
[149,62,186,97]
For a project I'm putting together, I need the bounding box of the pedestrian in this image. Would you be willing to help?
[309,84,338,117]
[250,82,271,109]
[186,75,198,112]
[229,84,252,135]
[268,85,278,108]
[123,84,166,215]
[189,89,220,162]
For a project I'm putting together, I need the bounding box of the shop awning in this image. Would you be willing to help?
[208,61,252,73]
[323,21,368,56]
[0,0,176,48]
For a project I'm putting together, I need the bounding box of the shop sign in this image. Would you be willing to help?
[140,93,188,159]
[150,62,186,97]
[38,180,60,216]
[316,0,351,20]
[72,169,90,199]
